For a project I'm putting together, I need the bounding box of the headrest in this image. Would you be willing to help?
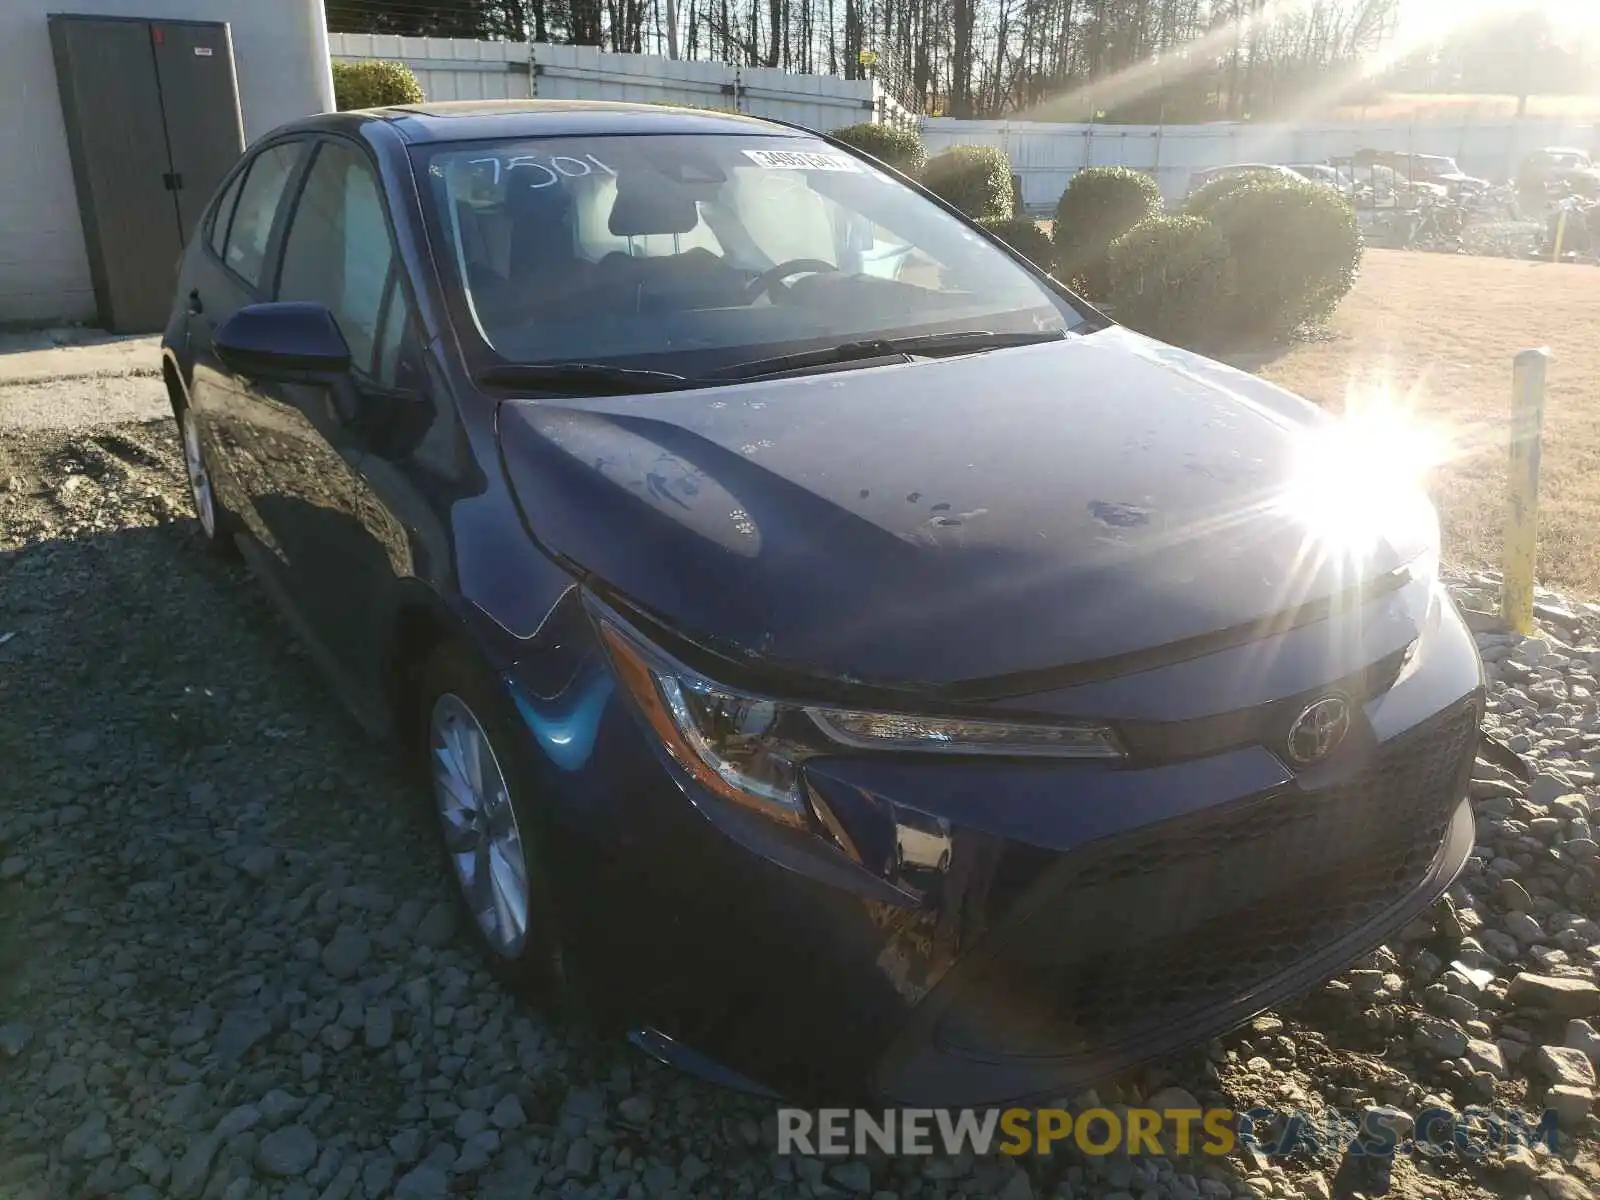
[608,180,699,237]
[505,171,575,219]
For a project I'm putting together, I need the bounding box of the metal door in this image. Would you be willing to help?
[48,16,245,333]
[151,22,246,242]
[48,16,183,333]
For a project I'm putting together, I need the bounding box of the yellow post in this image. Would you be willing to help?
[1554,207,1569,262]
[1502,348,1550,634]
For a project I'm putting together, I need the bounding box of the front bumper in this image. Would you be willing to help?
[529,579,1484,1106]
[873,698,1479,1105]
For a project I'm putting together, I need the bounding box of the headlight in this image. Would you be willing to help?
[806,710,1123,758]
[598,618,1123,827]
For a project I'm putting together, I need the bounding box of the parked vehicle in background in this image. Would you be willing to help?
[1353,150,1489,198]
[1283,163,1355,195]
[1184,163,1301,196]
[1524,146,1593,180]
[1518,147,1600,199]
[1335,158,1446,208]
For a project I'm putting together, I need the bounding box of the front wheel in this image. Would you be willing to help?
[419,644,573,1007]
[177,406,236,555]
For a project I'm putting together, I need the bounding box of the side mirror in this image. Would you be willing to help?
[214,302,351,381]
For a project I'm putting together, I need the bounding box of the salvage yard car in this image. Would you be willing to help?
[161,100,1484,1106]
[1184,162,1302,196]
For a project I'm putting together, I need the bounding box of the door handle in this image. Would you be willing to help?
[187,289,204,315]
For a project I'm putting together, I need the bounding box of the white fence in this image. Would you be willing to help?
[327,34,913,131]
[328,35,1593,208]
[920,117,1600,211]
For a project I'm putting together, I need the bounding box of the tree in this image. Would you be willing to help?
[328,0,1420,122]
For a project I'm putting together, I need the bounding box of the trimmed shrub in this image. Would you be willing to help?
[1051,167,1162,299]
[1185,168,1289,217]
[1200,178,1362,339]
[830,123,927,176]
[1106,215,1234,349]
[332,60,424,111]
[978,217,1054,268]
[923,145,1014,221]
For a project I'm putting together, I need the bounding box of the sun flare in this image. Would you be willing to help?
[1278,375,1454,566]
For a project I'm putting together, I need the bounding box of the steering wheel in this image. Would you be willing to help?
[744,258,839,304]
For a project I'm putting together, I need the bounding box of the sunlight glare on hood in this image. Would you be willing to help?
[1278,375,1449,568]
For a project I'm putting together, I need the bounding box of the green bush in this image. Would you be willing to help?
[332,60,424,111]
[978,217,1054,268]
[1051,167,1162,299]
[1200,178,1362,339]
[923,145,1014,221]
[1185,168,1288,217]
[830,123,927,176]
[1106,215,1234,349]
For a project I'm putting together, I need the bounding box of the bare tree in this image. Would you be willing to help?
[331,0,1422,119]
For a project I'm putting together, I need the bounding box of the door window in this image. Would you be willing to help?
[276,141,396,375]
[208,169,246,260]
[221,143,302,288]
[374,282,417,388]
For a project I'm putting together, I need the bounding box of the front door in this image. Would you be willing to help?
[244,137,420,688]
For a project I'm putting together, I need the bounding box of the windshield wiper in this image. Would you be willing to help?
[478,362,693,395]
[702,329,1067,382]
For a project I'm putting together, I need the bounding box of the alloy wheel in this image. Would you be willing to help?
[429,693,531,958]
[181,410,216,538]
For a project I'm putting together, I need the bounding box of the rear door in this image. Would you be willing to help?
[184,139,309,541]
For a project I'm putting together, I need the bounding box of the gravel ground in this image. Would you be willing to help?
[0,330,166,430]
[0,374,168,431]
[1,416,1598,1200]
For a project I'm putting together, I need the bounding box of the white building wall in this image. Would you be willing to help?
[1,0,334,326]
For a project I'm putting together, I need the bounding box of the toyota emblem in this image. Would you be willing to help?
[1285,696,1351,765]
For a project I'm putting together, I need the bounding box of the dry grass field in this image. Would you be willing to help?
[1260,249,1600,597]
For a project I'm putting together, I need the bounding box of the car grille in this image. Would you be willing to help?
[1113,646,1412,765]
[933,696,1480,1062]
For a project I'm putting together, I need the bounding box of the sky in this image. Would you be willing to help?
[1395,0,1600,41]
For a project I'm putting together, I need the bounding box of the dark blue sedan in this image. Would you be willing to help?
[160,100,1483,1106]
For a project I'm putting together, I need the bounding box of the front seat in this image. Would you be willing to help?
[597,180,743,311]
[478,172,591,327]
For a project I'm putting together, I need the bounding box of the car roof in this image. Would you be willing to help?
[271,99,809,145]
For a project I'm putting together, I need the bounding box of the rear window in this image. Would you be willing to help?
[222,143,302,288]
[208,170,246,260]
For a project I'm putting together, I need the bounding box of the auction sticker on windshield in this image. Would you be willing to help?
[743,148,862,172]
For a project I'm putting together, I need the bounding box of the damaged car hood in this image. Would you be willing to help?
[496,327,1436,687]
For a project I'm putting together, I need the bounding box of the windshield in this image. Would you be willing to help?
[415,132,1077,375]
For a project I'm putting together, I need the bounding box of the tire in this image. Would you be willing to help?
[176,404,237,556]
[416,641,577,1010]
